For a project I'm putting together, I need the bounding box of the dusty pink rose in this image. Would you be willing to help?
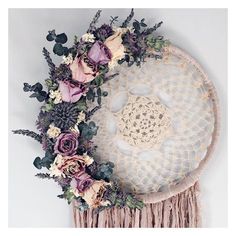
[70,57,98,83]
[59,155,86,178]
[59,81,86,103]
[76,172,94,193]
[54,132,79,156]
[88,41,111,65]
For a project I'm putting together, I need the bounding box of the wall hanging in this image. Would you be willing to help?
[13,9,220,228]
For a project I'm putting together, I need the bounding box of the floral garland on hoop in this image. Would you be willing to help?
[13,9,169,212]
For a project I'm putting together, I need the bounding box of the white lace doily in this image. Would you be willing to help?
[91,45,217,195]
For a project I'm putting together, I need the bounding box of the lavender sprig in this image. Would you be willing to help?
[42,47,56,78]
[35,173,51,179]
[142,21,163,36]
[12,129,43,143]
[121,8,134,28]
[87,10,102,33]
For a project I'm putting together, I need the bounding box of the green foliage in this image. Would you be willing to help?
[41,98,54,112]
[93,74,104,86]
[110,16,118,26]
[74,197,89,211]
[92,162,114,181]
[46,30,57,41]
[53,43,68,56]
[146,35,170,51]
[58,188,75,204]
[75,98,87,111]
[86,85,107,106]
[86,88,96,101]
[46,30,69,56]
[23,82,48,102]
[45,79,58,91]
[104,183,144,210]
[132,18,148,35]
[46,30,68,44]
[55,33,68,44]
[125,194,144,209]
[86,105,101,120]
[33,151,55,170]
[79,121,98,140]
[33,157,42,169]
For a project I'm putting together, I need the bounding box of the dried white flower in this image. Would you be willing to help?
[81,33,96,43]
[127,26,135,33]
[76,111,86,124]
[83,153,94,166]
[49,89,62,104]
[62,53,73,65]
[47,124,61,138]
[70,125,80,134]
[49,154,64,177]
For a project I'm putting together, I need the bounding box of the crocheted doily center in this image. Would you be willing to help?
[117,96,171,148]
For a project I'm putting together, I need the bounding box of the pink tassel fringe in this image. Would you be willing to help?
[73,182,200,228]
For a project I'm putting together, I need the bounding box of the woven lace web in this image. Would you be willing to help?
[91,49,215,194]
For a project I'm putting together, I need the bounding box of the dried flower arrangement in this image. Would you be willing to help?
[13,9,169,212]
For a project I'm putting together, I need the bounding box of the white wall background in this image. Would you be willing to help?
[8,8,227,227]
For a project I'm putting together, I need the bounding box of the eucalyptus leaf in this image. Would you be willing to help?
[86,88,95,101]
[53,43,64,56]
[55,33,68,44]
[133,21,140,31]
[33,157,42,169]
[97,88,102,97]
[46,34,55,41]
[46,30,56,41]
[97,96,101,106]
[102,91,108,97]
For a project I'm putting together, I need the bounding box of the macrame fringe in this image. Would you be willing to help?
[73,182,200,228]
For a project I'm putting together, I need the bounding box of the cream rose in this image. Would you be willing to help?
[47,124,61,138]
[81,180,110,208]
[49,155,86,178]
[104,28,127,68]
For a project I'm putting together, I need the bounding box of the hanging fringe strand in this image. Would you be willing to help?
[73,182,200,228]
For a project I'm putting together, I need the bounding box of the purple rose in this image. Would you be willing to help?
[76,172,94,193]
[88,41,111,65]
[54,132,79,156]
[95,24,113,40]
[59,81,87,103]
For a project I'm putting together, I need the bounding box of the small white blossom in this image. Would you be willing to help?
[49,89,62,104]
[81,33,95,43]
[83,153,94,166]
[49,154,65,177]
[47,124,61,138]
[70,125,80,134]
[112,26,129,34]
[127,26,135,33]
[62,53,73,65]
[76,111,86,124]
